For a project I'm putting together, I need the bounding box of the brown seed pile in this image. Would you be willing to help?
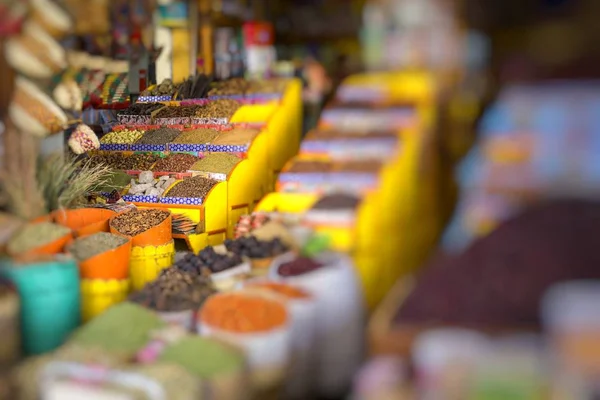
[190,153,240,174]
[111,209,170,236]
[194,100,241,119]
[154,105,204,118]
[152,153,198,173]
[118,103,164,116]
[171,128,221,144]
[166,176,218,198]
[135,127,182,145]
[128,267,215,312]
[87,153,126,169]
[88,153,158,171]
[208,78,249,96]
[211,127,258,146]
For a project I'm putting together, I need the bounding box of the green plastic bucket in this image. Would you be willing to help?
[1,257,80,355]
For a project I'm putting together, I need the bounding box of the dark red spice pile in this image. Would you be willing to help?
[396,199,600,327]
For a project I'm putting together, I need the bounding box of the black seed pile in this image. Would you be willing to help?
[136,127,182,145]
[224,236,288,259]
[396,199,600,327]
[176,247,243,274]
[154,105,204,118]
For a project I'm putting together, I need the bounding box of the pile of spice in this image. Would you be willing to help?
[224,236,289,259]
[171,128,221,144]
[7,222,71,255]
[278,257,324,277]
[89,153,158,171]
[91,171,132,193]
[176,247,243,274]
[140,79,177,96]
[158,336,245,378]
[117,103,163,116]
[128,172,175,197]
[287,160,333,173]
[68,232,128,262]
[208,78,249,96]
[165,176,218,198]
[200,292,287,333]
[128,267,215,312]
[100,129,144,144]
[396,199,600,327]
[211,127,258,146]
[194,100,241,119]
[190,153,240,174]
[111,209,170,237]
[135,127,181,145]
[311,194,361,210]
[152,153,198,173]
[87,153,127,169]
[69,302,166,356]
[154,105,203,118]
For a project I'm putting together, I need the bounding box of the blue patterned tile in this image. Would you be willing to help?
[168,143,207,153]
[137,95,172,102]
[160,196,204,206]
[122,194,159,203]
[130,143,168,152]
[99,143,129,151]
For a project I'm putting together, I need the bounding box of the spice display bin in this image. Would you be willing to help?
[1,258,80,355]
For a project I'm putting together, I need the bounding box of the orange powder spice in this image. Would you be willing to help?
[248,282,310,300]
[200,293,287,333]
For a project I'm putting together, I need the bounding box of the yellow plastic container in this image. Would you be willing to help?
[130,241,175,290]
[80,279,130,322]
[230,103,278,124]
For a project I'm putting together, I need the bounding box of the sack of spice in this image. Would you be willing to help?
[9,76,68,137]
[269,252,365,398]
[198,290,291,393]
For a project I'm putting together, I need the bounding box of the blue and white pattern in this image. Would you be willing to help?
[153,117,191,125]
[130,143,168,152]
[137,95,172,102]
[160,196,204,206]
[100,143,129,151]
[207,144,249,153]
[168,143,207,153]
[122,194,159,203]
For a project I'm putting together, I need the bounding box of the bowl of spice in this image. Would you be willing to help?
[110,209,171,247]
[198,290,291,391]
[128,267,216,330]
[67,232,131,279]
[7,222,72,257]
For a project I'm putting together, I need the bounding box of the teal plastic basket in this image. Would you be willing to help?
[1,257,80,355]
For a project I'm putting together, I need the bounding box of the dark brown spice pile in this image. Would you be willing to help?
[194,100,241,119]
[171,128,220,144]
[165,176,218,198]
[87,153,126,169]
[396,199,600,327]
[135,127,182,145]
[128,267,216,312]
[154,105,204,118]
[311,194,361,210]
[119,154,159,171]
[287,160,333,173]
[111,209,170,236]
[117,103,163,116]
[151,153,198,173]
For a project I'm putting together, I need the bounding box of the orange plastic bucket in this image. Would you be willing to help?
[109,210,172,247]
[77,238,132,280]
[54,208,117,238]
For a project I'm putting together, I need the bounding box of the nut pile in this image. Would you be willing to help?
[165,176,218,198]
[68,232,129,262]
[128,267,215,312]
[135,127,182,145]
[171,128,220,144]
[190,153,240,174]
[194,100,241,119]
[152,153,198,173]
[128,171,176,197]
[176,247,243,274]
[118,103,163,116]
[100,129,144,144]
[154,105,203,119]
[278,257,324,277]
[111,209,170,236]
[224,236,288,259]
